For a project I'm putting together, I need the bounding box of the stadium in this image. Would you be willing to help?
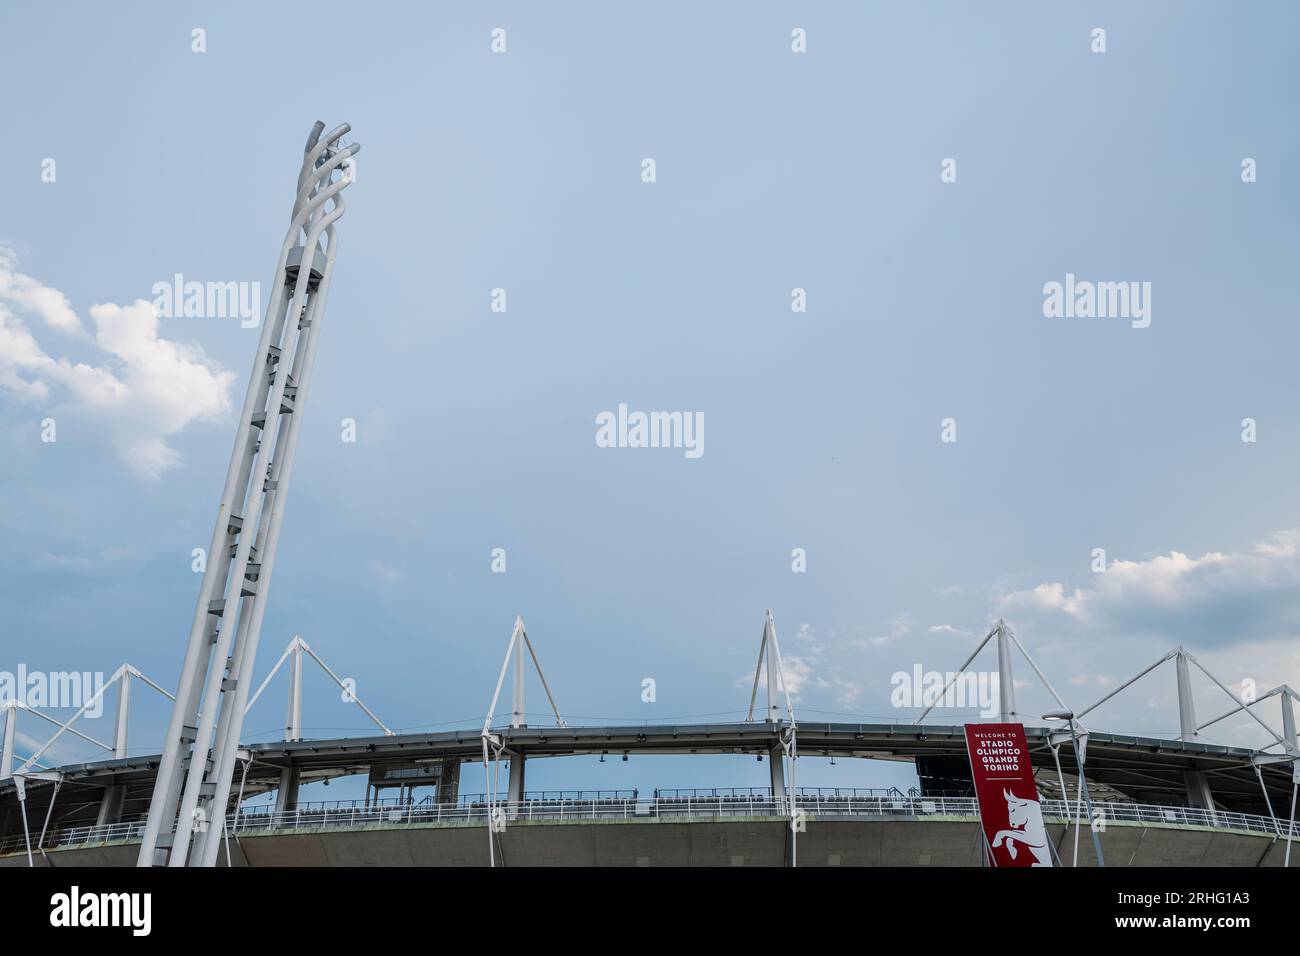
[2,616,1298,867]
[1,118,1297,869]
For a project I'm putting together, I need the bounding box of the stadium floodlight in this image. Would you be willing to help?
[136,122,359,867]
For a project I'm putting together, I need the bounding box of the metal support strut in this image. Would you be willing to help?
[481,616,565,866]
[745,610,799,865]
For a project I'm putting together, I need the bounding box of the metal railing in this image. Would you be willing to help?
[236,795,430,816]
[2,792,1295,857]
[655,786,906,800]
[234,789,639,816]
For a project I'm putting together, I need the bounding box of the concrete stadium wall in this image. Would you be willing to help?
[1,817,1289,867]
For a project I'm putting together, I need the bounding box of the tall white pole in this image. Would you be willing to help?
[765,617,779,724]
[286,639,303,742]
[512,628,524,729]
[996,621,1015,722]
[1175,650,1197,741]
[114,671,131,759]
[1281,689,1297,752]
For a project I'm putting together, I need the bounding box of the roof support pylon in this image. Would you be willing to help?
[1079,644,1293,812]
[480,616,565,867]
[743,610,799,865]
[1175,648,1198,742]
[1201,684,1300,756]
[745,609,797,726]
[512,624,525,729]
[287,638,303,742]
[11,664,174,778]
[481,616,565,737]
[996,620,1016,722]
[914,619,1073,728]
[1080,647,1288,749]
[113,670,131,759]
[243,634,393,737]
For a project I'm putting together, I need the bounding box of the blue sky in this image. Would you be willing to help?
[2,2,1299,800]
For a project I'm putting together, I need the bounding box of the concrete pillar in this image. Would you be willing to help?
[507,756,525,803]
[274,768,301,813]
[1184,769,1215,811]
[438,759,460,803]
[996,622,1016,722]
[769,744,786,802]
[96,786,126,826]
[506,756,525,819]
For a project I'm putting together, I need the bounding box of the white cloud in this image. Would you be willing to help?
[863,613,912,647]
[985,532,1300,744]
[776,653,816,700]
[999,531,1300,647]
[0,249,80,335]
[0,250,235,480]
[762,534,1300,740]
[1002,581,1086,616]
[928,623,975,640]
[737,622,863,709]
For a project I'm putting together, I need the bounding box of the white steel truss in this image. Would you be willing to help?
[914,618,1076,728]
[1077,646,1288,749]
[1201,683,1300,755]
[3,663,173,779]
[243,634,392,817]
[922,622,1299,862]
[138,121,359,867]
[744,609,799,865]
[4,664,173,867]
[244,634,394,738]
[480,616,565,867]
[1077,644,1297,848]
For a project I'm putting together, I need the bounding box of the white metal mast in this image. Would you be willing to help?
[137,122,358,867]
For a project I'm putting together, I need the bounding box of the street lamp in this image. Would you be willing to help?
[1042,718,1076,865]
[1043,710,1105,867]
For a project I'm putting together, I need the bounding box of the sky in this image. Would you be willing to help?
[1,1,1299,803]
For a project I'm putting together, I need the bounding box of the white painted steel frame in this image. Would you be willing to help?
[138,122,358,867]
[480,616,565,866]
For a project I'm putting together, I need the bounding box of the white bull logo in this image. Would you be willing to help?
[990,788,1052,866]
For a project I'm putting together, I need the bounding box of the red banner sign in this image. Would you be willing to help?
[963,723,1052,867]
